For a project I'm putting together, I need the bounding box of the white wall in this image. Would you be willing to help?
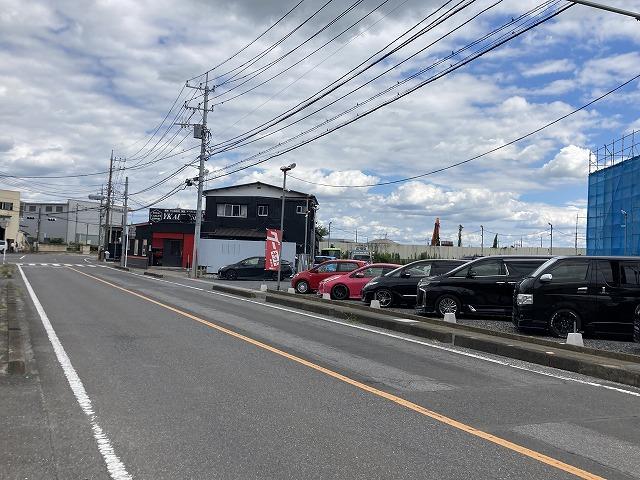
[199,238,297,273]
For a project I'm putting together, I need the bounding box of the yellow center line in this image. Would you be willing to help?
[68,267,604,480]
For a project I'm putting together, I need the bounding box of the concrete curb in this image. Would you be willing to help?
[267,290,640,365]
[6,283,25,375]
[111,265,130,271]
[199,283,640,387]
[211,284,258,299]
[143,271,164,279]
[263,293,640,387]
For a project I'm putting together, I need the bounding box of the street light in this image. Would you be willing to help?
[277,163,296,291]
[621,209,628,256]
[548,222,553,255]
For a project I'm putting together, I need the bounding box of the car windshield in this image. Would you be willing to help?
[529,258,558,277]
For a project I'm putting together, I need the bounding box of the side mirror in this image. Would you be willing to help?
[354,272,365,278]
[467,270,477,278]
[539,273,552,283]
[401,271,411,278]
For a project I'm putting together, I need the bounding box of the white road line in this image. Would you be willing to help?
[393,318,420,324]
[39,263,49,266]
[52,263,61,267]
[84,257,91,263]
[75,264,85,267]
[97,266,640,398]
[17,265,132,480]
[87,265,97,268]
[19,255,26,260]
[28,263,36,266]
[64,264,73,267]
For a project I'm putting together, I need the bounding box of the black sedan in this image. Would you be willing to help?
[218,256,293,280]
[361,259,465,308]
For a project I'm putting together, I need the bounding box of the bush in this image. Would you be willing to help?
[48,238,65,245]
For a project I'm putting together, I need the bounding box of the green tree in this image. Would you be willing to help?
[316,224,329,239]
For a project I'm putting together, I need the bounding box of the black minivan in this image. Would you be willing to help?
[416,256,550,317]
[513,256,640,338]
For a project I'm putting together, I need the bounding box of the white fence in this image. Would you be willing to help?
[199,239,297,274]
[320,241,585,260]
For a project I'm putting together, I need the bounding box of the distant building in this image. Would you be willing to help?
[587,132,640,255]
[20,199,124,245]
[0,189,20,251]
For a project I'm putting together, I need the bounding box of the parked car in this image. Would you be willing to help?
[317,263,400,300]
[312,255,336,267]
[634,304,640,343]
[218,256,293,280]
[513,256,640,338]
[0,239,6,254]
[417,256,550,317]
[291,259,367,293]
[361,259,466,308]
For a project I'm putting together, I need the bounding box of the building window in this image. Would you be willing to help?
[1,202,13,211]
[56,206,63,213]
[257,205,268,217]
[45,206,52,213]
[217,204,247,218]
[29,205,36,212]
[296,205,305,214]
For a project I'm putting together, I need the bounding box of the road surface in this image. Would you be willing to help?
[3,253,640,479]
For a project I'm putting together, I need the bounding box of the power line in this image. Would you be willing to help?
[203,0,569,183]
[188,0,307,82]
[288,70,639,188]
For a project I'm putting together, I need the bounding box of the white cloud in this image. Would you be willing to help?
[522,59,575,77]
[540,145,590,180]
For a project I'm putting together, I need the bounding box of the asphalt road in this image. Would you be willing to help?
[4,253,640,479]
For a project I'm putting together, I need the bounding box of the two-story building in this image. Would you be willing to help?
[0,189,21,251]
[198,182,318,272]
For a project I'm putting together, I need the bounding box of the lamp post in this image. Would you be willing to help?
[548,222,553,255]
[621,209,628,255]
[277,163,296,291]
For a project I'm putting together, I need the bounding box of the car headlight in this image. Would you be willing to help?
[366,281,378,286]
[517,294,533,306]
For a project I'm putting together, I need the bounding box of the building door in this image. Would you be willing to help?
[163,239,183,267]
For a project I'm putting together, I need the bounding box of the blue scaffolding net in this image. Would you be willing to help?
[587,133,640,256]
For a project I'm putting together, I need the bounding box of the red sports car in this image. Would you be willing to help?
[317,263,400,300]
[291,259,367,294]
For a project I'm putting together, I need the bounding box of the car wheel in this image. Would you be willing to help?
[331,284,349,300]
[436,294,461,317]
[295,280,310,294]
[374,288,394,308]
[225,269,238,281]
[549,309,580,338]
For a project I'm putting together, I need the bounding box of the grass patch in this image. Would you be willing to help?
[0,264,15,278]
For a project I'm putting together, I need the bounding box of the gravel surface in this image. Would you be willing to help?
[386,306,640,356]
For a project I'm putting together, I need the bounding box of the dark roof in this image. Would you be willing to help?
[202,227,265,239]
[203,181,317,202]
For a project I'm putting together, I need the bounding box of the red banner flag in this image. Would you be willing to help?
[265,228,282,271]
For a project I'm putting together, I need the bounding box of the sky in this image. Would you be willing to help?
[1,0,639,248]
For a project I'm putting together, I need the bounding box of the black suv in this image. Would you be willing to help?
[361,259,465,308]
[218,256,293,280]
[416,256,550,317]
[513,256,640,338]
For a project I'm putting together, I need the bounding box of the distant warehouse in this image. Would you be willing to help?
[587,131,640,255]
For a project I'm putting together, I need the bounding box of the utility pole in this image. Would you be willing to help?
[457,224,463,247]
[328,221,332,245]
[183,74,213,278]
[36,207,42,252]
[621,209,628,256]
[277,163,296,291]
[480,225,484,256]
[303,196,310,268]
[355,228,358,244]
[575,213,579,255]
[548,222,553,255]
[105,150,114,254]
[74,203,79,245]
[121,177,129,268]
